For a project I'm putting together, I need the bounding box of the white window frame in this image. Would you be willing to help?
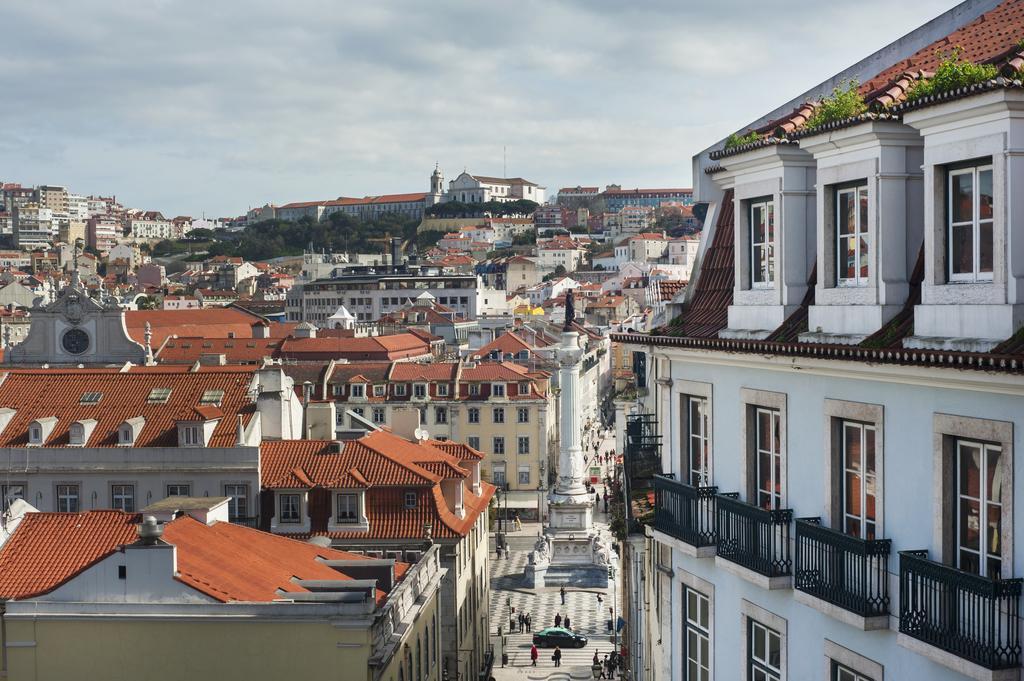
[372,408,386,424]
[755,407,782,510]
[182,425,201,446]
[493,436,505,455]
[404,491,417,509]
[749,199,775,288]
[947,163,994,283]
[224,483,248,520]
[518,465,530,486]
[517,436,530,455]
[492,464,507,487]
[337,492,359,523]
[956,439,1003,578]
[687,396,711,487]
[835,184,869,287]
[395,384,407,396]
[111,484,135,513]
[841,421,877,540]
[414,383,427,399]
[351,384,365,398]
[493,407,505,424]
[684,587,711,681]
[467,436,480,450]
[279,493,302,523]
[56,483,79,513]
[166,484,191,497]
[748,620,782,681]
[491,383,506,397]
[517,407,529,424]
[435,407,448,424]
[437,383,449,397]
[468,407,480,424]
[373,384,386,397]
[469,383,480,396]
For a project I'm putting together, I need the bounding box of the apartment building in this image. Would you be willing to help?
[286,266,480,324]
[602,186,693,213]
[126,211,173,240]
[12,203,55,249]
[259,429,495,681]
[35,185,68,215]
[323,192,430,220]
[536,237,588,272]
[0,507,444,681]
[616,3,1024,680]
[0,364,303,520]
[317,360,556,492]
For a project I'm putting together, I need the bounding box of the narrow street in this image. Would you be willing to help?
[488,431,625,680]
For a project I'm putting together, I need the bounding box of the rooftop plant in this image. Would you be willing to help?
[907,48,998,101]
[723,130,762,150]
[804,80,867,129]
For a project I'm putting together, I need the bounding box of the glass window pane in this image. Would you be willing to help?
[840,236,856,280]
[952,172,973,222]
[768,631,780,666]
[987,503,1002,560]
[844,424,861,471]
[959,445,981,497]
[752,206,765,243]
[838,191,854,235]
[753,626,765,659]
[766,203,775,241]
[753,245,765,283]
[859,236,869,279]
[951,224,973,275]
[845,471,862,516]
[700,597,709,627]
[758,411,771,450]
[979,169,993,220]
[960,498,981,551]
[987,447,1002,503]
[858,187,869,235]
[979,221,993,274]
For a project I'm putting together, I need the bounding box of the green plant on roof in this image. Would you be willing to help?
[724,130,762,150]
[907,48,998,101]
[804,80,867,130]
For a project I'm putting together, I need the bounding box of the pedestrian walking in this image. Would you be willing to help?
[560,586,566,605]
[496,544,502,560]
[554,613,562,628]
[564,615,571,630]
[509,615,515,632]
[605,654,614,677]
[553,647,562,667]
[513,512,522,532]
[518,612,524,631]
[525,613,532,631]
[530,644,538,667]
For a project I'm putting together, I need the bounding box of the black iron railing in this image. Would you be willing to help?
[230,516,260,528]
[653,475,717,548]
[794,518,890,617]
[899,550,1023,670]
[716,493,792,578]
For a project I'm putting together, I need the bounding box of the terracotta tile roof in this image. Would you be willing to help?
[471,332,534,359]
[558,186,599,194]
[262,433,496,540]
[162,516,399,604]
[0,511,403,605]
[155,337,282,364]
[279,201,327,209]
[0,511,139,599]
[389,363,458,382]
[0,365,257,448]
[655,280,687,301]
[277,333,430,361]
[126,308,262,347]
[661,190,733,338]
[326,362,392,386]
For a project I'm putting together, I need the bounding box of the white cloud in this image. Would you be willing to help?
[0,0,960,215]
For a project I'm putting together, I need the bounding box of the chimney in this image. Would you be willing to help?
[137,516,163,545]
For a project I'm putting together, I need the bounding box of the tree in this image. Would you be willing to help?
[553,265,567,276]
[186,228,215,241]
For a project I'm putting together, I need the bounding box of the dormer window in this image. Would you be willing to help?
[492,383,506,397]
[69,419,97,447]
[117,417,145,446]
[351,384,365,398]
[28,417,57,446]
[336,493,359,523]
[373,384,385,397]
[182,425,201,446]
[836,184,869,286]
[404,491,417,509]
[437,383,449,397]
[749,198,775,288]
[947,162,993,283]
[469,383,480,396]
[414,383,427,399]
[518,381,530,395]
[395,384,407,397]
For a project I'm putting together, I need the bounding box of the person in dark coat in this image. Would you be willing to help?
[560,586,566,604]
[564,615,571,630]
[553,647,562,667]
[554,613,562,628]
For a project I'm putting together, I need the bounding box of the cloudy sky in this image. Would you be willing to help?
[1,1,959,217]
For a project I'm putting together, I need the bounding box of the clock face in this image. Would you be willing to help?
[62,328,90,355]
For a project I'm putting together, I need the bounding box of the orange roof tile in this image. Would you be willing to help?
[0,366,257,448]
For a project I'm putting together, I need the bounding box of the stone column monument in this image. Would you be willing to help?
[525,290,613,588]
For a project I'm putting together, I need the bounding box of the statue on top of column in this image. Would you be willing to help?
[563,288,576,331]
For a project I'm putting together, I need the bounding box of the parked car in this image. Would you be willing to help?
[532,627,588,648]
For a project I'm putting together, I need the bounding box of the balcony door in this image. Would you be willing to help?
[841,421,877,540]
[687,396,710,487]
[755,408,782,510]
[956,440,1003,577]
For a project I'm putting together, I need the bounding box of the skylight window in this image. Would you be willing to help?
[147,387,172,404]
[199,389,225,406]
[79,392,103,405]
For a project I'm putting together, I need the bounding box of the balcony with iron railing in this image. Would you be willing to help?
[898,550,1023,676]
[715,493,792,589]
[652,475,717,557]
[230,516,260,529]
[794,518,891,630]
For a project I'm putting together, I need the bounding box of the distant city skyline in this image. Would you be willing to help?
[2,0,959,217]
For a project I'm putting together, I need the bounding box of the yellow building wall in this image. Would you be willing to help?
[6,595,441,681]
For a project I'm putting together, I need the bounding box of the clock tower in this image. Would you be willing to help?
[6,279,148,366]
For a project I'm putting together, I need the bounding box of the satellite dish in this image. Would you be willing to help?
[414,428,430,442]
